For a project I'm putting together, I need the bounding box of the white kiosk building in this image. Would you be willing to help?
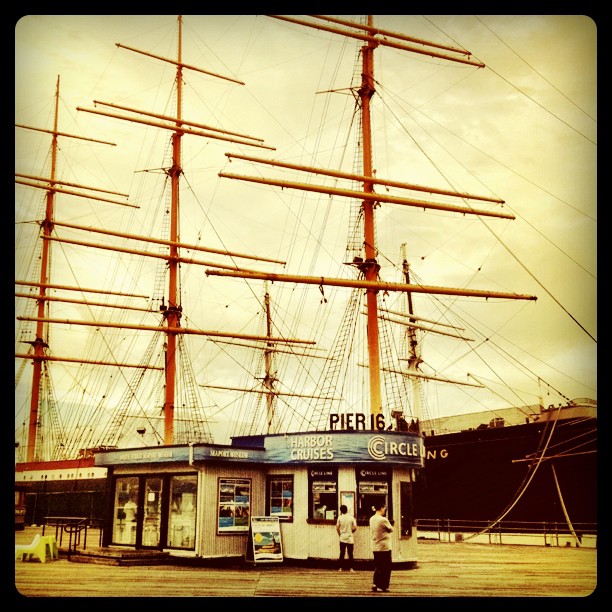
[95,429,423,568]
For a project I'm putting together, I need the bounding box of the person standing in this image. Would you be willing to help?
[369,501,393,592]
[336,504,357,571]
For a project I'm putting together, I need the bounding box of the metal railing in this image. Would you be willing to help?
[415,518,597,547]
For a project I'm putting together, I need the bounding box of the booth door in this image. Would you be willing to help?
[142,477,163,547]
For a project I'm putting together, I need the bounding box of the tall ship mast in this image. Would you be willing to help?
[15,16,596,533]
[15,15,291,460]
[16,76,128,462]
[210,15,533,434]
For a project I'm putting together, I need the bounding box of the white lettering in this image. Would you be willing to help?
[290,448,334,461]
[426,448,448,460]
[118,449,173,461]
[210,449,249,458]
[289,435,333,450]
[367,435,425,461]
[372,438,384,456]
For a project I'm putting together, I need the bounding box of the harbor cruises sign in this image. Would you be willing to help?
[264,431,424,467]
[94,431,423,468]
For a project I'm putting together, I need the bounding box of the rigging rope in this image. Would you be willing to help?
[551,463,581,547]
[464,404,560,541]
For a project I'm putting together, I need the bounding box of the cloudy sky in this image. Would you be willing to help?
[15,15,596,446]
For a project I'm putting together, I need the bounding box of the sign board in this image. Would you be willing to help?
[249,516,283,563]
[263,431,424,467]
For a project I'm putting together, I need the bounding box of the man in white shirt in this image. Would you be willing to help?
[369,502,393,592]
[336,504,357,571]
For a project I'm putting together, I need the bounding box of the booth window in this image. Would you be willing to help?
[308,468,338,520]
[109,473,198,549]
[168,474,197,549]
[356,467,391,522]
[112,476,139,545]
[218,478,251,533]
[267,475,294,521]
[142,477,163,547]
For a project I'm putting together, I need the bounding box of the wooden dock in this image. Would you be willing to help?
[14,527,598,599]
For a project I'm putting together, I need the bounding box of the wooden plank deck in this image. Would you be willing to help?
[14,527,598,599]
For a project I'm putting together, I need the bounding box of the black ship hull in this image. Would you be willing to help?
[414,413,597,529]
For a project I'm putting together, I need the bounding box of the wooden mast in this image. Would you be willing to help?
[18,76,120,462]
[359,15,383,421]
[400,243,423,425]
[24,77,60,463]
[218,15,536,431]
[162,15,184,445]
[74,15,275,446]
[263,282,277,432]
[17,16,280,457]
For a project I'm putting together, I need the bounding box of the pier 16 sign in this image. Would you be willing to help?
[263,431,424,467]
[329,412,386,430]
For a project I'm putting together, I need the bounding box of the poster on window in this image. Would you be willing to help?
[218,478,251,532]
[251,516,283,562]
[270,477,293,519]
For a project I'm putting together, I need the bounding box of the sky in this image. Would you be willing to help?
[15,15,597,448]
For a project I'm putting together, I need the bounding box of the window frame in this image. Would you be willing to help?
[307,467,338,522]
[355,467,392,524]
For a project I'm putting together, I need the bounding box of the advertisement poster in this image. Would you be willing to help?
[251,516,283,562]
[269,477,293,519]
[218,478,251,532]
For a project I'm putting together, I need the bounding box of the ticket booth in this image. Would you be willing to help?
[95,429,424,567]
